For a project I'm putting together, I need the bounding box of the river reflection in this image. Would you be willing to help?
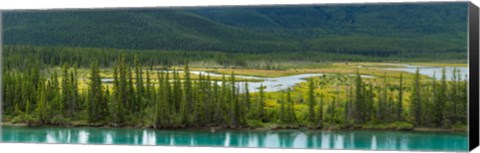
[1,126,467,151]
[380,65,468,81]
[101,71,375,93]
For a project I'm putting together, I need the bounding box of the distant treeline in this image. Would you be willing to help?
[3,56,467,129]
[3,46,467,71]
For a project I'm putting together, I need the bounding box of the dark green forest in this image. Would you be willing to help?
[2,2,468,60]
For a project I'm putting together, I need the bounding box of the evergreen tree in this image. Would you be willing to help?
[220,74,229,126]
[366,84,375,122]
[61,64,72,117]
[245,82,251,111]
[317,93,324,127]
[397,73,403,121]
[146,67,152,103]
[286,88,297,124]
[411,67,422,126]
[450,68,459,124]
[183,63,193,125]
[353,70,365,123]
[127,66,135,115]
[71,65,79,115]
[134,55,144,113]
[329,96,337,123]
[278,92,286,123]
[230,72,240,127]
[87,61,106,122]
[212,80,221,124]
[35,82,49,123]
[439,67,448,127]
[307,78,316,124]
[258,84,266,122]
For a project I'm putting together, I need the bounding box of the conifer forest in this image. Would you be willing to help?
[1,3,469,132]
[2,45,468,131]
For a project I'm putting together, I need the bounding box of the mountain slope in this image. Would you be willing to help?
[2,2,468,57]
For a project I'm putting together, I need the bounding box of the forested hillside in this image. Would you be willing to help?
[2,2,468,60]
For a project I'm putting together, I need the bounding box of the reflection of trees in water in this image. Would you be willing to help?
[277,131,295,148]
[404,133,466,151]
[154,131,171,145]
[328,132,334,148]
[256,132,266,147]
[228,132,241,147]
[192,131,225,146]
[306,132,315,148]
[227,131,251,147]
[123,131,139,145]
[168,131,225,146]
[34,129,70,144]
[395,135,402,150]
[1,126,467,151]
[240,132,249,147]
[315,131,336,149]
[45,130,59,143]
[102,131,114,144]
[172,132,192,146]
[376,133,398,150]
[141,130,156,145]
[86,129,107,144]
[340,132,355,149]
[350,132,372,150]
[242,132,261,148]
[333,133,345,149]
[77,129,119,144]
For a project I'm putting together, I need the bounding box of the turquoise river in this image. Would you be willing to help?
[0,126,468,151]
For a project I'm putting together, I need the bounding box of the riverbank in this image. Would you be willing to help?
[1,120,467,133]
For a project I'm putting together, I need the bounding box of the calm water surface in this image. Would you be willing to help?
[102,71,374,92]
[380,65,468,81]
[1,126,467,151]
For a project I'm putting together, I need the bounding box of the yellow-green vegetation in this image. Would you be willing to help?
[192,63,439,81]
[3,57,467,132]
[238,64,467,130]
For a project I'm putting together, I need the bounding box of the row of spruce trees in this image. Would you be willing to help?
[327,68,468,128]
[3,55,467,129]
[3,60,467,128]
[3,56,268,128]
